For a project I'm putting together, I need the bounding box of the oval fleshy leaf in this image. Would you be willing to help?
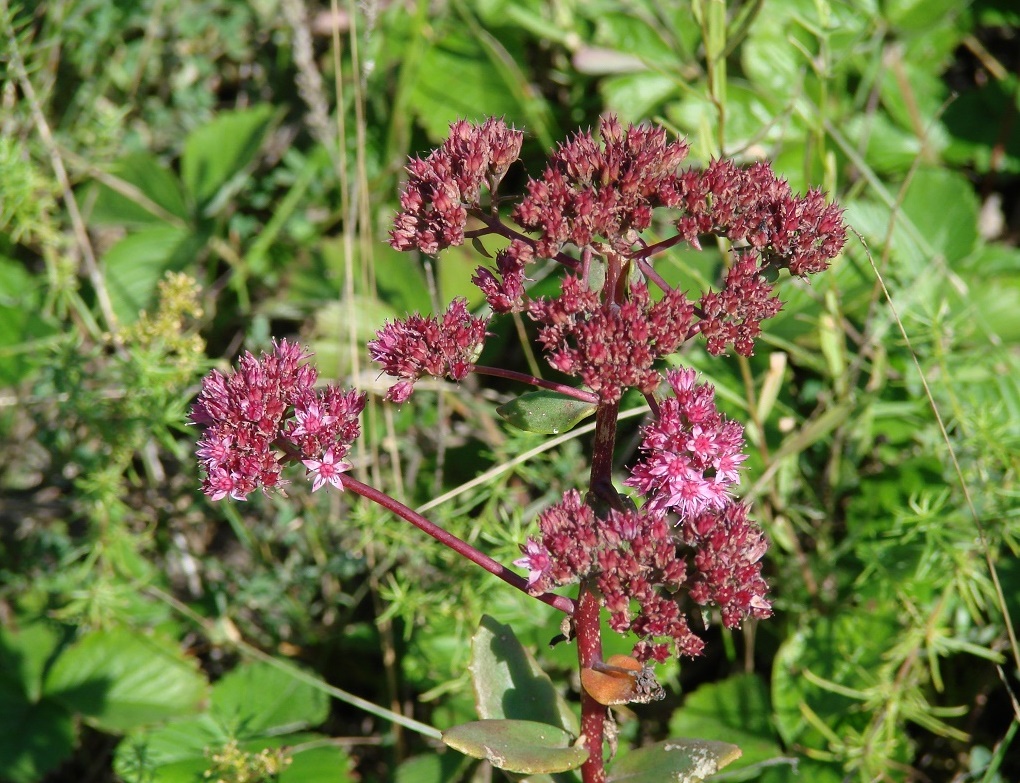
[442,719,587,774]
[497,391,596,435]
[470,616,578,735]
[607,738,741,782]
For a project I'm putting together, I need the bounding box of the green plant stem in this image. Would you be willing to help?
[340,474,577,614]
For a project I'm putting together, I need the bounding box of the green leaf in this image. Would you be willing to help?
[442,719,587,774]
[395,751,475,783]
[181,104,276,211]
[898,167,979,266]
[772,612,899,752]
[668,675,788,779]
[89,153,190,226]
[43,628,207,733]
[211,661,329,738]
[409,28,529,143]
[114,711,227,782]
[497,391,596,435]
[115,727,352,783]
[0,687,75,783]
[606,738,741,782]
[470,615,579,735]
[102,225,204,325]
[279,737,354,783]
[0,621,64,703]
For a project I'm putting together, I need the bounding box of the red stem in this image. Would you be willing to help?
[340,475,576,615]
[473,365,599,404]
[576,583,606,783]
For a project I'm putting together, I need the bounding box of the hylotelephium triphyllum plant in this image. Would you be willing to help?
[191,115,847,782]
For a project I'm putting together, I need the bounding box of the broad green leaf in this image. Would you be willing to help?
[102,225,205,325]
[0,621,63,703]
[43,628,207,733]
[211,661,328,737]
[279,738,354,783]
[409,28,527,143]
[395,751,475,783]
[89,153,190,226]
[181,104,275,210]
[497,391,597,435]
[114,711,227,780]
[668,675,788,780]
[442,719,587,774]
[115,726,352,783]
[772,612,902,755]
[470,616,579,735]
[0,687,75,783]
[601,73,679,124]
[606,737,741,782]
[899,167,979,266]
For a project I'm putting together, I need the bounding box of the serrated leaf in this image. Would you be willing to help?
[43,628,207,733]
[181,104,275,210]
[471,616,579,735]
[442,720,587,774]
[211,661,328,737]
[497,391,596,435]
[606,738,741,782]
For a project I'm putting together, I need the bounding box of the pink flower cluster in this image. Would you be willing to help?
[390,118,524,255]
[513,117,690,257]
[529,277,694,404]
[191,340,366,500]
[624,368,747,517]
[515,490,698,661]
[367,298,489,403]
[514,369,770,660]
[680,502,771,628]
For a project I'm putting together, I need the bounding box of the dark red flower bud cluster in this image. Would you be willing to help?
[367,298,489,403]
[191,340,366,500]
[529,277,694,403]
[675,159,846,276]
[680,501,772,628]
[471,239,534,313]
[514,489,703,662]
[390,118,524,255]
[697,252,783,356]
[512,117,690,257]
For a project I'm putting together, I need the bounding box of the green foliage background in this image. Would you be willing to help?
[1,0,1018,781]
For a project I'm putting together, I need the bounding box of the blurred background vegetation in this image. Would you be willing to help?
[1,0,1018,781]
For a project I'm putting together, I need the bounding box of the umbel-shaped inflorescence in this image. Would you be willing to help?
[191,340,366,500]
[373,115,847,663]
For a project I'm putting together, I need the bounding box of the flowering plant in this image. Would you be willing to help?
[192,115,846,782]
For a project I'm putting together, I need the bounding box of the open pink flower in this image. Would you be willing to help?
[302,448,352,492]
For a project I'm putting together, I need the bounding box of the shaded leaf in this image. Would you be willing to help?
[43,628,207,733]
[442,719,587,774]
[607,738,741,782]
[211,661,329,738]
[470,615,579,735]
[89,153,189,226]
[181,104,275,210]
[497,391,596,435]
